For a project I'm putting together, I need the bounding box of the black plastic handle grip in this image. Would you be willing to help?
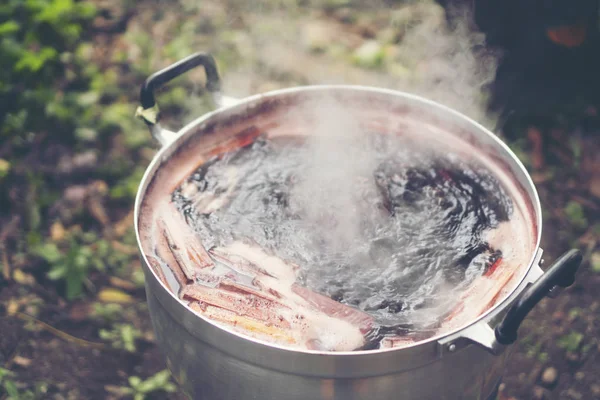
[495,249,583,345]
[139,52,221,110]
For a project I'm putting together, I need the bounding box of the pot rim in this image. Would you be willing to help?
[134,84,543,357]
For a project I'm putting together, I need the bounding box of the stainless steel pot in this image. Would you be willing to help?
[133,53,582,400]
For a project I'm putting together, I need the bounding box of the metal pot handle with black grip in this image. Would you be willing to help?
[494,249,582,345]
[135,52,239,146]
[439,249,583,356]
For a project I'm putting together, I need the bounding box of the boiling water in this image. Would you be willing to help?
[171,132,514,347]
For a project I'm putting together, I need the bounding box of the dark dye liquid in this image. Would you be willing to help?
[171,133,514,348]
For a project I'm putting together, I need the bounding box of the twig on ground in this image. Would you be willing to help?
[9,311,106,350]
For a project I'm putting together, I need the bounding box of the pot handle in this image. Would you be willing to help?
[135,52,232,146]
[438,248,582,356]
[494,249,583,345]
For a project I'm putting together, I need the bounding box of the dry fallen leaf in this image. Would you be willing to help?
[92,180,109,195]
[98,287,134,304]
[13,269,35,285]
[50,221,66,242]
[89,196,110,226]
[12,355,32,367]
[6,300,19,316]
[109,276,137,291]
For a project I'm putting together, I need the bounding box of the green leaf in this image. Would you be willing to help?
[121,324,138,353]
[2,110,28,134]
[0,367,15,380]
[81,231,98,243]
[564,201,587,229]
[31,242,63,264]
[35,0,75,23]
[136,370,174,393]
[46,264,67,280]
[75,127,98,142]
[568,308,583,320]
[65,269,84,299]
[76,2,97,19]
[128,376,142,388]
[4,380,20,398]
[73,251,89,269]
[98,329,112,340]
[0,158,11,179]
[110,168,146,200]
[557,331,584,352]
[92,303,123,322]
[15,47,58,72]
[93,258,105,272]
[77,91,100,106]
[591,253,600,274]
[0,21,19,35]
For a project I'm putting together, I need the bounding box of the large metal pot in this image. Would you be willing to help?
[133,53,582,400]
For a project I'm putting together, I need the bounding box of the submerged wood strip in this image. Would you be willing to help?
[181,284,292,329]
[157,203,215,283]
[207,126,264,158]
[291,284,374,335]
[189,301,297,345]
[379,336,415,349]
[147,254,172,292]
[209,248,276,278]
[218,278,281,302]
[154,218,190,288]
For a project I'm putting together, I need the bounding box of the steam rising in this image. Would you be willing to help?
[215,0,500,125]
[278,2,501,266]
[396,4,499,126]
[289,96,382,251]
